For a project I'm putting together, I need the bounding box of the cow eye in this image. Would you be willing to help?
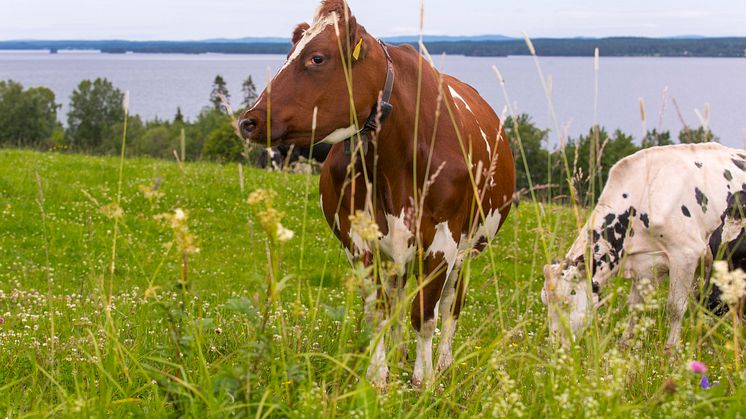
[311,55,325,65]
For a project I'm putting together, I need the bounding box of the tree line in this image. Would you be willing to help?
[0,76,719,202]
[504,114,718,205]
[3,37,746,57]
[0,75,258,162]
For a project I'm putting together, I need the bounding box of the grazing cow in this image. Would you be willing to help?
[237,0,515,388]
[703,190,746,315]
[256,143,332,170]
[541,143,746,350]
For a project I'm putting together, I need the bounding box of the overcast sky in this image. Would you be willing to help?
[3,0,746,40]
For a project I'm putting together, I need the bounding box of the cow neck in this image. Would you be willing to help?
[339,39,395,156]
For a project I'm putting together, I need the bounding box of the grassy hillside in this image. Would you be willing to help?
[0,149,743,417]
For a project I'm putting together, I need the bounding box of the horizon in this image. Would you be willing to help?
[2,0,746,41]
[2,34,743,43]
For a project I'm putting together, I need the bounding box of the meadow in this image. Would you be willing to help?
[1,148,745,417]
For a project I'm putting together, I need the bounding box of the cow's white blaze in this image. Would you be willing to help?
[379,211,416,275]
[278,13,337,76]
[448,85,474,113]
[476,208,503,242]
[350,230,372,256]
[480,128,492,157]
[427,221,459,278]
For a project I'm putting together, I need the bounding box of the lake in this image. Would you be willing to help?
[1,52,745,148]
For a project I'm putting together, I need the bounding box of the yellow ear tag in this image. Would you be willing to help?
[353,38,363,61]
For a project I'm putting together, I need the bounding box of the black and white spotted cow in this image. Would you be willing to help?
[541,143,746,350]
[704,190,746,315]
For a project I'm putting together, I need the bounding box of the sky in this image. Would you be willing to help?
[2,0,746,41]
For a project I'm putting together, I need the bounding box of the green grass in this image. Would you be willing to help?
[0,148,744,417]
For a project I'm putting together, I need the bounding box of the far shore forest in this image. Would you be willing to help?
[3,37,746,57]
[0,75,720,204]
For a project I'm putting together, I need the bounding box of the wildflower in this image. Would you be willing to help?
[276,224,294,242]
[138,183,164,201]
[155,209,199,254]
[214,327,222,335]
[711,261,746,306]
[248,188,277,207]
[0,317,4,324]
[99,202,124,220]
[689,361,707,374]
[699,375,717,389]
[349,210,381,241]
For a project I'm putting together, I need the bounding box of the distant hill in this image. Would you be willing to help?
[1,36,745,57]
[382,34,516,43]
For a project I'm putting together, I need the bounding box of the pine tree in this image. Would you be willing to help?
[241,75,258,108]
[174,106,184,123]
[210,75,230,112]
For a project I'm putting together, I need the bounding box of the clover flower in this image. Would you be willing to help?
[689,361,707,374]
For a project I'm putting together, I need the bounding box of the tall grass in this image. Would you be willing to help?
[1,4,745,418]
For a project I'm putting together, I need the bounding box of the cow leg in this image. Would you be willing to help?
[620,278,642,349]
[386,273,409,366]
[665,255,699,352]
[411,256,450,389]
[365,273,389,389]
[436,262,463,372]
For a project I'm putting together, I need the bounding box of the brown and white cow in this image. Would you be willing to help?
[238,0,515,388]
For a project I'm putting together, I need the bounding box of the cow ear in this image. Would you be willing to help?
[292,23,311,45]
[348,17,369,60]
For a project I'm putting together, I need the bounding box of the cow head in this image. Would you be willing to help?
[237,0,388,147]
[541,257,599,346]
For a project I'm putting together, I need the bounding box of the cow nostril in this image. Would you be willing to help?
[239,117,258,137]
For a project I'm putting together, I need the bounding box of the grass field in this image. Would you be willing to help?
[0,148,745,417]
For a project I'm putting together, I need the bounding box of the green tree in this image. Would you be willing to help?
[0,80,60,148]
[174,107,185,123]
[679,126,719,144]
[202,123,243,162]
[210,75,230,112]
[556,127,638,204]
[131,125,175,158]
[504,114,550,192]
[185,110,231,160]
[241,75,258,109]
[641,129,674,148]
[66,78,125,152]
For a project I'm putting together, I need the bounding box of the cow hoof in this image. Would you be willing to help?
[366,365,389,391]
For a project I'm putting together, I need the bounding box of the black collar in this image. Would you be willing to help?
[343,39,395,155]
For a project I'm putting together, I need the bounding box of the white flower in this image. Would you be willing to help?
[276,224,294,242]
[712,262,746,306]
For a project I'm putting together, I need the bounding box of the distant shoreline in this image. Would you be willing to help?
[1,37,746,58]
